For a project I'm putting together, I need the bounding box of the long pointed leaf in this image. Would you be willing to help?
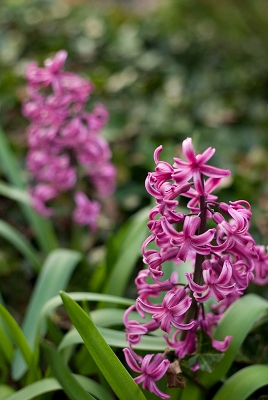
[12,249,82,380]
[0,324,14,363]
[43,342,95,400]
[60,291,147,400]
[212,365,268,400]
[4,376,114,400]
[0,305,33,367]
[0,220,41,271]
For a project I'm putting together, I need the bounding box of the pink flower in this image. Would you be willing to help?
[123,305,159,345]
[24,50,116,226]
[73,191,100,231]
[135,269,178,302]
[253,246,268,285]
[164,327,197,359]
[161,216,216,261]
[182,177,222,214]
[123,137,258,395]
[212,211,257,258]
[30,184,58,217]
[137,288,195,333]
[186,259,235,302]
[123,348,170,399]
[173,137,230,195]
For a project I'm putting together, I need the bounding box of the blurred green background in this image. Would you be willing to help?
[1,0,268,275]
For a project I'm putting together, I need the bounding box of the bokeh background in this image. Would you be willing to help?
[1,0,268,308]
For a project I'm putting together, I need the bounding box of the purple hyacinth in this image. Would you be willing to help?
[123,137,260,398]
[23,50,116,231]
[123,348,170,399]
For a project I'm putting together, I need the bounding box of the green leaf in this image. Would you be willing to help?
[198,294,268,388]
[60,291,147,400]
[0,126,58,253]
[59,326,166,352]
[0,219,41,271]
[0,181,29,205]
[12,249,82,381]
[185,353,223,373]
[183,330,224,373]
[0,324,14,364]
[90,308,127,327]
[0,385,15,399]
[103,207,150,297]
[212,365,268,400]
[2,379,61,400]
[4,376,114,400]
[0,305,33,368]
[43,342,95,400]
[40,292,134,322]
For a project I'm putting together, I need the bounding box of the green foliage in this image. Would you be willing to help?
[43,342,96,400]
[60,291,147,400]
[212,365,268,400]
[12,249,82,380]
[183,331,224,373]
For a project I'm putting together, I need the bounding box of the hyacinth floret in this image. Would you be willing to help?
[23,50,116,231]
[123,137,260,398]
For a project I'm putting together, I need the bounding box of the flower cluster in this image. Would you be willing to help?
[23,50,116,231]
[123,137,264,398]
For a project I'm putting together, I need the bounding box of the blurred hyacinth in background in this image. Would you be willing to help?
[23,50,116,230]
[1,0,268,399]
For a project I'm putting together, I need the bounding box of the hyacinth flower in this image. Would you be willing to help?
[23,50,116,231]
[123,137,260,398]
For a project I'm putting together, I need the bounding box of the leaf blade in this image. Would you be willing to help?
[212,365,268,400]
[12,249,82,380]
[0,219,41,271]
[43,342,95,400]
[60,291,147,400]
[0,305,33,368]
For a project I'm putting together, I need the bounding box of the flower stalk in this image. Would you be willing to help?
[123,137,264,399]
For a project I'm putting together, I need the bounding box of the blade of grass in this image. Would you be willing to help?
[198,294,268,388]
[60,291,147,400]
[0,305,33,368]
[212,365,268,400]
[43,342,95,400]
[0,220,41,271]
[0,126,58,253]
[12,249,82,380]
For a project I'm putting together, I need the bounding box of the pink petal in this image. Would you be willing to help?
[182,137,196,162]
